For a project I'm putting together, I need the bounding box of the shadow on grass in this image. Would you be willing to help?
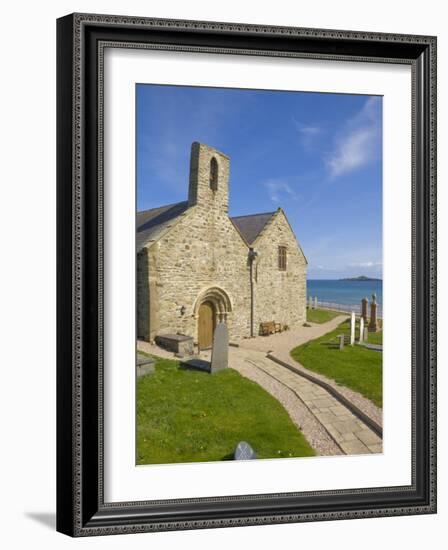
[320,341,340,349]
[221,452,235,461]
[179,359,211,373]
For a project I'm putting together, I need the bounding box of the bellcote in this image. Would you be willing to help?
[188,142,230,213]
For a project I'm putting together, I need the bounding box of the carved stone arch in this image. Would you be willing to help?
[193,286,233,324]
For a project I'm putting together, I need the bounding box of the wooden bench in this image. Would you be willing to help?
[259,321,283,336]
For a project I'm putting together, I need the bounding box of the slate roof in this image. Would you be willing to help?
[136,201,189,251]
[136,202,276,250]
[230,211,276,245]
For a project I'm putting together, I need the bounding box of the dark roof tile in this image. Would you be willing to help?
[230,211,276,245]
[136,201,189,250]
[136,203,276,250]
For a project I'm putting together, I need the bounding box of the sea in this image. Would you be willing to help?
[307,279,383,312]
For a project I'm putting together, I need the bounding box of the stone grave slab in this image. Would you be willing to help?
[211,322,229,373]
[155,333,194,357]
[137,354,155,377]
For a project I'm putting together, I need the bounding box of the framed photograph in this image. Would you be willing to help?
[56,13,437,536]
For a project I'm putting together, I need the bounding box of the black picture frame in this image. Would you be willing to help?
[56,13,437,537]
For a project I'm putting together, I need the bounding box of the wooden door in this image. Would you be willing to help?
[198,302,215,350]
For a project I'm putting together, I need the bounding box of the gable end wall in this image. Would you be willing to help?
[253,212,307,331]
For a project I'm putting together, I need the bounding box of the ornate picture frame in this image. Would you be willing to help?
[56,13,437,536]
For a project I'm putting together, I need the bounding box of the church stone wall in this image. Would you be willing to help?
[148,208,251,342]
[253,211,307,331]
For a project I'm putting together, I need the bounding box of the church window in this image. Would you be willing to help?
[278,246,287,271]
[210,157,218,191]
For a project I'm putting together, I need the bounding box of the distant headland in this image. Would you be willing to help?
[339,275,382,282]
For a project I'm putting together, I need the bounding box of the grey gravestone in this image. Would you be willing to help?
[234,441,257,460]
[308,296,313,309]
[338,334,345,350]
[211,322,229,373]
[137,354,155,377]
[314,296,318,309]
[350,311,356,345]
[359,317,365,342]
[363,326,369,342]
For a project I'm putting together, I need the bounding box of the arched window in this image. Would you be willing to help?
[210,157,218,191]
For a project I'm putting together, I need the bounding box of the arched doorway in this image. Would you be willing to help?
[198,301,215,350]
[194,286,233,350]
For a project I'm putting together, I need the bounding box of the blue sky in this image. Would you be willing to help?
[137,84,382,280]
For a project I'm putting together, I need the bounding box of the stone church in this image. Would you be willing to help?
[137,142,307,348]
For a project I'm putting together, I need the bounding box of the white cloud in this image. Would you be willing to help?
[312,264,337,271]
[292,118,323,151]
[293,119,321,135]
[327,127,376,177]
[263,179,297,203]
[348,261,382,268]
[326,96,381,178]
[300,126,321,135]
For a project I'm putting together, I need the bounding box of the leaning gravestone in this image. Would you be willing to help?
[210,322,229,373]
[359,317,365,342]
[350,311,356,345]
[234,441,257,460]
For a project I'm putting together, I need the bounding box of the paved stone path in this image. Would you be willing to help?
[230,348,382,455]
[357,342,383,352]
[238,316,383,430]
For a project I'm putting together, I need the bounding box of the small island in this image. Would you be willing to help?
[340,275,382,282]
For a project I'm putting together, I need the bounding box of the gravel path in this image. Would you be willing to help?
[236,315,349,354]
[229,348,381,455]
[221,348,343,456]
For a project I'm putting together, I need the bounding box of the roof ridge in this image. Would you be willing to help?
[230,210,277,220]
[137,200,188,216]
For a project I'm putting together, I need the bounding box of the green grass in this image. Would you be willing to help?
[291,320,382,407]
[367,330,383,345]
[137,356,315,465]
[306,308,345,324]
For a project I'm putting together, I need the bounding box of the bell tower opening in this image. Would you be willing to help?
[188,142,229,213]
[210,157,218,191]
